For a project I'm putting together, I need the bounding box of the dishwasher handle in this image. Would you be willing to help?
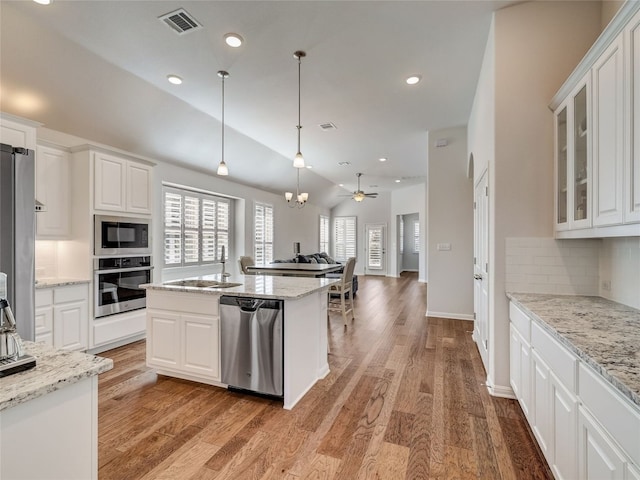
[220,296,265,312]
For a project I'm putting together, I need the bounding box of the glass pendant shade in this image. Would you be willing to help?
[285,192,293,201]
[293,152,305,168]
[217,160,228,176]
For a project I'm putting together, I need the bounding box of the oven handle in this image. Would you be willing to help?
[95,266,154,275]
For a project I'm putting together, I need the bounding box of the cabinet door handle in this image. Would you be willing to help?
[474,274,482,280]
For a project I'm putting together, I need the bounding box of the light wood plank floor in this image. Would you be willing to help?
[98,272,552,479]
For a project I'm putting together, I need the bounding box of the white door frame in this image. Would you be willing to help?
[364,223,387,276]
[473,169,490,370]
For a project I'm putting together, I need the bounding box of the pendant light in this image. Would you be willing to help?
[293,51,306,168]
[217,70,229,176]
[285,167,309,208]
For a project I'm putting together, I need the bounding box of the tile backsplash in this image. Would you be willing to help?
[505,237,600,295]
[506,237,640,310]
[35,240,58,280]
[599,237,640,309]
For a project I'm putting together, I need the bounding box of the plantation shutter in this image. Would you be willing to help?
[254,202,274,265]
[334,216,356,262]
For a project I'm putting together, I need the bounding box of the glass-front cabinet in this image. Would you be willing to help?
[555,74,591,232]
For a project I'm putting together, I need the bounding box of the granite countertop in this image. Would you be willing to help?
[142,274,339,300]
[507,292,640,408]
[36,278,90,288]
[0,342,113,412]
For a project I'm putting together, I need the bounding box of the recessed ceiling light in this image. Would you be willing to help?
[395,179,401,183]
[406,75,422,85]
[306,165,313,169]
[167,74,183,85]
[33,0,51,4]
[379,157,387,162]
[339,183,344,187]
[224,33,244,48]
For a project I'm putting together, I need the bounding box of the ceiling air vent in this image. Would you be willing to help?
[319,122,337,131]
[159,8,202,35]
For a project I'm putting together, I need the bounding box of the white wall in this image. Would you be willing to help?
[427,126,474,320]
[468,1,602,394]
[390,183,427,281]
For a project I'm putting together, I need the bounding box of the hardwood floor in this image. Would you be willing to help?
[98,272,552,479]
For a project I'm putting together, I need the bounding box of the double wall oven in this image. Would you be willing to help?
[94,215,152,318]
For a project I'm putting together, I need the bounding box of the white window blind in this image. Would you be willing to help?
[414,221,420,253]
[254,202,274,265]
[399,218,404,254]
[334,216,356,262]
[319,215,329,253]
[163,186,231,267]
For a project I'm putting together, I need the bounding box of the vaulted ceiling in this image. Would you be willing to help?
[1,1,516,208]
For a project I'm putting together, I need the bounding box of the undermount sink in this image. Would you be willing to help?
[165,279,242,288]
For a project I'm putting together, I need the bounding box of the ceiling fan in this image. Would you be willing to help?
[341,173,378,202]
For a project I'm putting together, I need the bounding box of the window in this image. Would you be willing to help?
[164,186,230,267]
[399,218,404,254]
[414,221,420,253]
[319,215,329,253]
[334,216,356,262]
[254,202,274,264]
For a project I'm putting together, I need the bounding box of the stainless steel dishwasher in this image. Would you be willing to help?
[219,296,284,397]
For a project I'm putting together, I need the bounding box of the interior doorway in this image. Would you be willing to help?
[473,169,489,369]
[398,213,419,274]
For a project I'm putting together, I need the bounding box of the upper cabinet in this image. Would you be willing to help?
[94,151,153,215]
[0,112,39,150]
[626,9,640,224]
[551,2,640,238]
[555,75,591,231]
[36,144,70,238]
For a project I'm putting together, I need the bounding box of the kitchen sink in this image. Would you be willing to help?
[165,279,242,288]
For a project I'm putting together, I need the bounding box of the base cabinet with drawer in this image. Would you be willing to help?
[146,290,220,384]
[35,283,89,351]
[509,301,639,480]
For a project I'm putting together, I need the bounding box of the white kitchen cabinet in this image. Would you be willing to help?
[510,304,532,421]
[94,151,152,215]
[551,2,640,237]
[531,349,552,461]
[146,290,220,383]
[36,144,70,238]
[35,284,88,351]
[578,407,626,480]
[555,75,591,231]
[35,288,53,346]
[592,34,625,227]
[550,371,578,480]
[0,112,38,150]
[509,300,640,479]
[625,9,640,224]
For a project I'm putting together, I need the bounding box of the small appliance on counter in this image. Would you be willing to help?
[0,297,36,377]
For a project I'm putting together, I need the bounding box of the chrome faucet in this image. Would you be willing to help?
[220,246,231,281]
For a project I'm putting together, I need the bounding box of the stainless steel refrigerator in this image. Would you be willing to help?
[0,143,35,341]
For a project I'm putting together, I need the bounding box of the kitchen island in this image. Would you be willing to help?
[142,274,338,409]
[0,342,113,479]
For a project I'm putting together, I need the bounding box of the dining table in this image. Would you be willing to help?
[246,262,343,278]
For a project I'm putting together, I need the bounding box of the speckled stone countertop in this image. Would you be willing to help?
[507,293,640,407]
[0,342,113,412]
[35,278,90,288]
[142,274,339,300]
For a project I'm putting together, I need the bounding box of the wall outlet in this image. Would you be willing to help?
[602,280,611,291]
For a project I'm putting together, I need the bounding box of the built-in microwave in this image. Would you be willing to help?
[94,215,151,256]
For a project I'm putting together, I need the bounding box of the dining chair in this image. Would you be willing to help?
[327,257,356,327]
[238,256,255,275]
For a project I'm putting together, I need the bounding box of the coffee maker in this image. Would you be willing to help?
[0,297,36,377]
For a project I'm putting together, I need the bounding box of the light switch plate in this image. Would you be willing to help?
[436,243,451,251]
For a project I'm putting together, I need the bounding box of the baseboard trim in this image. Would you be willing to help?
[425,311,474,321]
[487,383,516,399]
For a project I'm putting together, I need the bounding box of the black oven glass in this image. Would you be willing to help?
[96,269,150,309]
[100,221,148,250]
